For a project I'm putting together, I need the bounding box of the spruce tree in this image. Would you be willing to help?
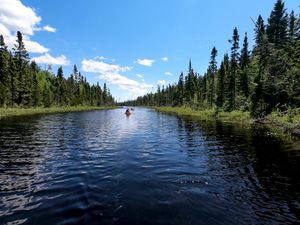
[239,32,250,98]
[216,61,225,108]
[208,47,217,107]
[266,0,288,47]
[227,27,239,111]
[13,31,29,105]
[178,72,184,105]
[0,35,10,106]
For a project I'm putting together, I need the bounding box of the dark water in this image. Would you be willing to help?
[0,108,299,225]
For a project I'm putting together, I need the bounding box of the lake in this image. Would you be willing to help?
[0,107,299,224]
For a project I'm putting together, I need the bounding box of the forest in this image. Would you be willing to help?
[129,0,300,118]
[0,31,115,108]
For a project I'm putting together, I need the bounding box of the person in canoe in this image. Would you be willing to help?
[125,108,131,115]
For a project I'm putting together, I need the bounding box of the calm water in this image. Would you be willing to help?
[0,108,299,225]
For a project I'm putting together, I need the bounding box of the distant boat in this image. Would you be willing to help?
[125,109,131,116]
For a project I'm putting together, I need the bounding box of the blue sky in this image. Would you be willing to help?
[0,0,299,101]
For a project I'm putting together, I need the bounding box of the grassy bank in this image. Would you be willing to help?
[0,106,117,119]
[155,106,300,138]
[155,106,252,123]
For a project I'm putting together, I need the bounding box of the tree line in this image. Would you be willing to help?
[129,0,300,118]
[0,31,114,108]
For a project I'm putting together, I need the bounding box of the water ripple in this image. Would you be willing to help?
[0,108,299,225]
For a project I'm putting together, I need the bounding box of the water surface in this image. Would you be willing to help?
[0,108,299,224]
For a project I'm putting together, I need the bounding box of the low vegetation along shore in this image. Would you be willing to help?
[0,106,116,119]
[155,107,300,139]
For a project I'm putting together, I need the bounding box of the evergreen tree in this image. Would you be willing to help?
[13,31,29,105]
[0,35,10,106]
[239,32,250,98]
[8,55,17,107]
[227,27,240,111]
[254,15,266,51]
[177,72,184,105]
[184,59,196,103]
[30,61,39,107]
[56,66,65,105]
[266,0,288,47]
[216,61,225,108]
[208,47,218,107]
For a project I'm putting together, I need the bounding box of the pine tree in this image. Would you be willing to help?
[254,15,266,52]
[8,54,17,107]
[177,72,184,105]
[31,61,40,107]
[216,61,225,108]
[13,31,29,105]
[266,0,288,47]
[56,66,65,105]
[208,47,217,107]
[0,35,10,106]
[184,59,196,103]
[239,32,250,98]
[227,27,240,111]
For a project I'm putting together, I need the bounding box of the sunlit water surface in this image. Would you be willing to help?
[0,108,299,224]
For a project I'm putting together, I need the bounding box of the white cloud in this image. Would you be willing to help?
[24,39,49,53]
[164,72,172,76]
[0,0,55,53]
[136,74,144,78]
[158,80,166,85]
[161,57,168,61]
[32,53,70,65]
[42,25,56,32]
[82,59,153,98]
[136,59,154,67]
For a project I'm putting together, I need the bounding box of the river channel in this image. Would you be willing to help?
[0,107,299,224]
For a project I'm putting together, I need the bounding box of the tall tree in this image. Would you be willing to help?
[227,27,240,111]
[13,31,29,105]
[177,72,184,105]
[0,35,10,106]
[254,15,266,51]
[239,32,250,97]
[216,61,225,108]
[208,47,218,107]
[266,0,288,47]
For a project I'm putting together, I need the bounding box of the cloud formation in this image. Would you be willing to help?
[161,57,168,61]
[0,0,56,53]
[82,59,153,98]
[42,25,56,33]
[136,59,154,67]
[158,80,166,85]
[32,53,70,65]
[164,72,172,76]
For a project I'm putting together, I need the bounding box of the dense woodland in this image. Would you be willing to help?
[129,0,300,118]
[0,32,115,108]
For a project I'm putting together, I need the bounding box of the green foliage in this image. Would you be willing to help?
[0,31,115,109]
[116,1,300,121]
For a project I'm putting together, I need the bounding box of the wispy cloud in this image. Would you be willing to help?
[42,25,56,32]
[164,72,172,76]
[135,59,155,67]
[32,53,70,65]
[161,57,168,61]
[0,0,55,53]
[82,59,153,98]
[158,80,166,85]
[136,74,144,78]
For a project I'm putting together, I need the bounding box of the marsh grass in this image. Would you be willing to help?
[0,106,116,119]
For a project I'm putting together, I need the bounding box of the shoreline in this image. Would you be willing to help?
[155,106,300,139]
[0,106,117,119]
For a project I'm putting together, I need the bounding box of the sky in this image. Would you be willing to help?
[0,0,299,101]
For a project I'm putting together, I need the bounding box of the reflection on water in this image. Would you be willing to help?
[0,108,299,225]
